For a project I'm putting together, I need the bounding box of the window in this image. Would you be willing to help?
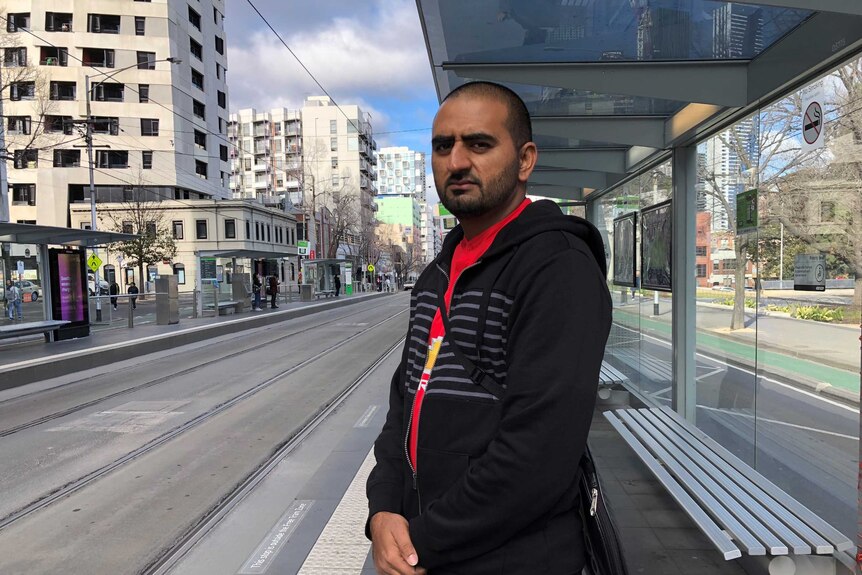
[218,117,226,134]
[225,219,236,239]
[246,220,250,239]
[330,137,338,152]
[142,150,153,170]
[220,145,228,161]
[50,81,76,101]
[173,263,186,284]
[7,13,30,32]
[13,150,37,169]
[92,117,119,135]
[213,7,220,25]
[144,221,157,237]
[695,246,707,257]
[194,130,207,149]
[195,160,208,179]
[191,69,204,90]
[193,99,205,120]
[267,225,271,243]
[96,150,128,168]
[88,14,120,34]
[217,90,226,109]
[10,81,35,101]
[11,184,36,205]
[45,13,73,32]
[216,63,222,79]
[696,264,707,277]
[53,149,80,167]
[332,175,339,186]
[137,51,156,70]
[172,220,184,239]
[195,219,207,239]
[82,47,114,67]
[331,158,338,170]
[40,46,68,66]
[255,222,261,241]
[140,118,159,136]
[139,84,149,103]
[135,17,145,36]
[214,36,224,55]
[188,6,201,30]
[190,38,203,60]
[122,221,134,234]
[820,201,836,223]
[45,115,73,134]
[4,47,27,67]
[91,83,123,102]
[7,116,31,135]
[329,119,337,134]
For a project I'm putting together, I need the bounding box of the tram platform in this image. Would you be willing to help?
[0,291,391,393]
[164,349,747,575]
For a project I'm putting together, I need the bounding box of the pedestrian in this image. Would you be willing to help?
[109,280,120,310]
[333,274,341,297]
[268,274,279,309]
[252,271,263,311]
[127,281,139,310]
[6,280,22,321]
[376,275,382,292]
[384,276,392,292]
[366,81,612,575]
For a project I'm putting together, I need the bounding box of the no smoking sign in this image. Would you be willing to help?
[801,81,825,152]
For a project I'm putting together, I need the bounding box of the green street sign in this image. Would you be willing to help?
[736,189,758,234]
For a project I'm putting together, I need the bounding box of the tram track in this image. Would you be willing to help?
[0,299,399,438]
[142,336,403,575]
[0,306,407,532]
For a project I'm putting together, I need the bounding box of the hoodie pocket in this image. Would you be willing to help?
[416,447,469,511]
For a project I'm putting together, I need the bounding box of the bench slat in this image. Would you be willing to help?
[654,407,851,554]
[617,410,769,555]
[629,409,797,555]
[604,411,743,560]
[599,361,627,385]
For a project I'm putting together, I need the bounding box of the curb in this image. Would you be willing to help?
[0,293,393,391]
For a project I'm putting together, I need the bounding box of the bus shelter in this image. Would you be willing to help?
[0,222,137,340]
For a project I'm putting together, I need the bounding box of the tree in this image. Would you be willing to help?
[99,181,177,291]
[327,190,360,259]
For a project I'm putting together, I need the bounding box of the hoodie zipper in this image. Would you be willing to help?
[404,260,482,502]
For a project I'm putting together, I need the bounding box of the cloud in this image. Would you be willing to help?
[226,0,434,112]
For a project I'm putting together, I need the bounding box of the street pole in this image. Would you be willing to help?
[779,222,784,289]
[0,92,9,223]
[84,74,103,322]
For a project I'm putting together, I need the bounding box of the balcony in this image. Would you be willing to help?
[253,181,270,189]
[253,163,270,172]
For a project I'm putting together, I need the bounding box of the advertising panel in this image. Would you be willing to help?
[640,200,673,292]
[48,248,90,340]
[612,212,637,287]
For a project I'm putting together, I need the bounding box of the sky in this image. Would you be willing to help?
[224,0,441,202]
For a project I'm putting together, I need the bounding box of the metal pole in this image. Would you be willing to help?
[85,75,103,322]
[0,92,10,223]
[779,222,784,289]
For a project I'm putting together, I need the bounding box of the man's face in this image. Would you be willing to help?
[432,96,526,219]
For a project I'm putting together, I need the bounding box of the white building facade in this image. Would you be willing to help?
[375,146,425,200]
[3,0,231,228]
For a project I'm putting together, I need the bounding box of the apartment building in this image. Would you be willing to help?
[227,107,302,207]
[3,0,231,228]
[375,146,425,200]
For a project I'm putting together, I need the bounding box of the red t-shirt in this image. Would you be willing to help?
[409,198,530,470]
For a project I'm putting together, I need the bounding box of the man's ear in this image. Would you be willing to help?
[518,142,537,183]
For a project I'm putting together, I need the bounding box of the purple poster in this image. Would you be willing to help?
[56,252,85,322]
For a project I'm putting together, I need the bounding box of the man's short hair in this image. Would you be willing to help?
[443,81,532,149]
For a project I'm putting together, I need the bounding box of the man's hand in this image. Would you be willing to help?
[369,512,426,575]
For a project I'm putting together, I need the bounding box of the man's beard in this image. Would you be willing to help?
[438,161,520,220]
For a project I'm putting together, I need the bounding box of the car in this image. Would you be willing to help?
[18,280,41,301]
[87,274,109,296]
[403,279,417,291]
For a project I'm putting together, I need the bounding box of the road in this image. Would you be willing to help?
[0,296,408,574]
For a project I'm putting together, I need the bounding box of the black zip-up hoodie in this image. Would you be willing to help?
[367,200,612,574]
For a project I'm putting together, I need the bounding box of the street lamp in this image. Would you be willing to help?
[82,56,180,320]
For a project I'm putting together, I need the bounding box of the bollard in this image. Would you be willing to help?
[128,297,134,328]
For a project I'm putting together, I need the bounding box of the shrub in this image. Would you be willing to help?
[792,305,844,323]
[717,297,756,309]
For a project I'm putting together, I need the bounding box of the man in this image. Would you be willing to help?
[127,281,139,310]
[366,82,611,575]
[109,280,120,310]
[6,280,22,321]
[268,274,279,309]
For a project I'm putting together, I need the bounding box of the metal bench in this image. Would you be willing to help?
[0,320,71,342]
[215,300,242,315]
[314,290,336,299]
[599,361,628,386]
[604,406,853,571]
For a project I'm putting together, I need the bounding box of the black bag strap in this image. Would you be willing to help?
[436,247,518,400]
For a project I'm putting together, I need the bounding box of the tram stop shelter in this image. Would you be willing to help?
[0,222,138,341]
[418,1,862,572]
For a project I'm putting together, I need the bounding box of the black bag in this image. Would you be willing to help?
[437,291,628,575]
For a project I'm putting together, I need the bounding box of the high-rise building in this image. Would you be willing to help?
[712,3,763,59]
[3,0,231,227]
[228,108,302,207]
[703,118,759,231]
[375,146,425,200]
[420,201,441,263]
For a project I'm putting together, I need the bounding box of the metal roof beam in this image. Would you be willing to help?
[443,61,750,107]
[531,170,624,190]
[533,116,666,148]
[748,12,862,103]
[727,0,862,16]
[537,148,627,174]
[525,184,584,202]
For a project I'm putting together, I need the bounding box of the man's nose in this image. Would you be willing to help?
[447,142,472,172]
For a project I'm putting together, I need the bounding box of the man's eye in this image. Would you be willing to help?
[471,142,490,150]
[433,143,452,152]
